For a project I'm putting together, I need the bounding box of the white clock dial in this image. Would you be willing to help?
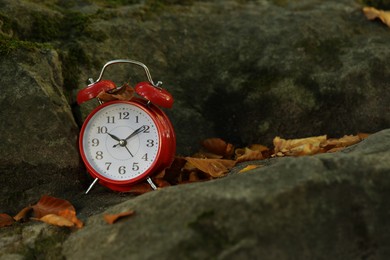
[81,102,160,181]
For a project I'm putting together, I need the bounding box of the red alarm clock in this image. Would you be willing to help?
[77,60,176,193]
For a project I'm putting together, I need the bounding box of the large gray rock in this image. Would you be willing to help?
[69,0,390,154]
[1,129,389,259]
[65,129,390,259]
[0,0,389,257]
[0,48,81,213]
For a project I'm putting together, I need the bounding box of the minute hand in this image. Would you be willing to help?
[124,125,147,141]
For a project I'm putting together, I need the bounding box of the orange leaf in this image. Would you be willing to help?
[0,213,15,227]
[325,135,361,148]
[32,195,75,219]
[36,214,75,227]
[97,84,134,102]
[13,206,33,222]
[104,210,135,224]
[201,138,234,158]
[126,183,153,194]
[273,135,326,156]
[153,178,171,188]
[236,147,264,163]
[238,164,262,173]
[357,133,370,139]
[185,157,236,178]
[58,209,84,228]
[363,6,390,27]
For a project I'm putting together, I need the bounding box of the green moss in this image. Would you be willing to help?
[0,12,17,35]
[0,37,52,55]
[25,11,91,43]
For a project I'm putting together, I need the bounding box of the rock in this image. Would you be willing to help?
[67,0,390,154]
[59,128,389,259]
[0,0,389,257]
[0,48,81,213]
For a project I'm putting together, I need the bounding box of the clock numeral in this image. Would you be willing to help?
[96,151,103,160]
[135,115,139,123]
[105,162,112,170]
[146,139,154,147]
[119,112,130,120]
[142,153,148,161]
[107,116,115,124]
[118,166,126,175]
[97,126,108,134]
[91,138,99,147]
[132,162,139,171]
[143,125,150,133]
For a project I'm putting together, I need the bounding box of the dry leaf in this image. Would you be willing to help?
[58,209,84,228]
[36,214,75,227]
[273,135,327,156]
[104,210,135,224]
[238,164,262,173]
[357,133,370,139]
[236,147,264,163]
[324,135,361,149]
[97,84,135,102]
[0,213,15,227]
[32,195,75,219]
[126,183,153,194]
[185,157,236,178]
[153,178,171,188]
[201,138,234,158]
[13,206,33,222]
[363,6,390,27]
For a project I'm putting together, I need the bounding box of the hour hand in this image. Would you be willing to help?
[107,132,121,142]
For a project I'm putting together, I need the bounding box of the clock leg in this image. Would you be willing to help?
[85,177,99,194]
[146,177,157,190]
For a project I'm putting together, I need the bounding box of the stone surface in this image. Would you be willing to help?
[0,0,389,258]
[0,48,81,213]
[1,128,387,259]
[59,129,390,259]
[68,0,390,153]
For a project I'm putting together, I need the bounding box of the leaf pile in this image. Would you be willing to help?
[126,133,368,194]
[0,195,83,228]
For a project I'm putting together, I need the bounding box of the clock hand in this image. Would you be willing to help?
[113,125,147,148]
[124,146,134,157]
[107,132,121,142]
[124,125,147,141]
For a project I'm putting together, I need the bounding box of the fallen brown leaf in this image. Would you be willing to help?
[236,147,264,163]
[32,195,75,219]
[0,213,15,227]
[363,6,390,27]
[13,206,33,222]
[185,157,236,178]
[104,210,135,224]
[58,209,84,228]
[273,135,327,156]
[238,164,262,173]
[97,84,135,102]
[36,214,75,227]
[201,138,234,159]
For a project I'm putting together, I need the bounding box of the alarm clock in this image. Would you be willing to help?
[76,59,176,193]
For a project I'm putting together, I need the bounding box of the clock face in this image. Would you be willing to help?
[80,101,161,182]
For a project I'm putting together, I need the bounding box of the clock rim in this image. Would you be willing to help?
[79,100,165,187]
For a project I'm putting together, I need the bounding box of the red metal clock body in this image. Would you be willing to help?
[77,60,175,193]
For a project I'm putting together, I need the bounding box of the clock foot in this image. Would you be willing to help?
[85,178,99,194]
[146,177,157,190]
